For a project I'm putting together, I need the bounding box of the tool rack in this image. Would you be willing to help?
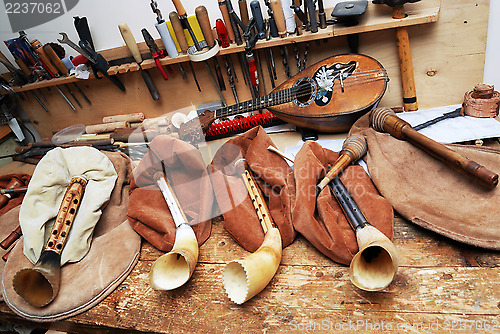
[2,0,487,142]
[2,1,439,93]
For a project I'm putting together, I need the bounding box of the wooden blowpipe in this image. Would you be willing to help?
[317,135,367,192]
[370,107,499,189]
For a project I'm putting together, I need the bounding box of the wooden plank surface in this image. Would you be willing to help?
[0,216,498,334]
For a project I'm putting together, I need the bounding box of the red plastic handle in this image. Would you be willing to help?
[154,57,168,80]
[216,19,230,48]
[247,58,258,87]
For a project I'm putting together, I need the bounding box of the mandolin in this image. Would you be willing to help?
[179,54,389,143]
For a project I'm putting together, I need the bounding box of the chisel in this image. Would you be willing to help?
[169,11,201,91]
[118,22,160,100]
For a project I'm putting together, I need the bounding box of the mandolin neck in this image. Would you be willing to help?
[215,87,297,119]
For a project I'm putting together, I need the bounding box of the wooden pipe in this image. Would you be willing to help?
[370,107,499,189]
[0,177,24,210]
[13,176,87,307]
[222,162,282,304]
[195,6,215,48]
[317,135,367,192]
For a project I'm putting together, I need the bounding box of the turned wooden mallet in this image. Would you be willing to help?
[373,0,420,111]
[370,107,498,189]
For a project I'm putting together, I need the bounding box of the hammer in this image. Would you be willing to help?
[373,0,420,111]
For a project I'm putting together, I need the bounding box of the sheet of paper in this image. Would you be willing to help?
[397,104,500,143]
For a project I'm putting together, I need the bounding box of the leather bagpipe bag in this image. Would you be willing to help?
[0,173,31,297]
[209,126,296,252]
[350,112,500,249]
[127,135,213,251]
[2,147,141,321]
[292,140,394,265]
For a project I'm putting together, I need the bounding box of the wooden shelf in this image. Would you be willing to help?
[2,0,440,94]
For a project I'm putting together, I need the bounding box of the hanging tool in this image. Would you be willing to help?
[195,6,226,91]
[141,28,169,81]
[29,91,49,112]
[291,0,305,35]
[269,0,287,37]
[55,85,75,110]
[118,22,161,101]
[250,1,266,39]
[215,18,240,89]
[224,0,243,46]
[57,33,125,92]
[73,83,91,105]
[280,45,291,78]
[263,49,275,89]
[238,0,250,26]
[30,39,59,77]
[193,5,227,106]
[150,0,179,58]
[168,11,202,92]
[36,88,47,102]
[331,0,368,54]
[64,83,82,108]
[218,0,236,43]
[171,0,202,51]
[373,0,419,111]
[318,0,327,29]
[43,43,68,76]
[242,18,260,98]
[293,41,309,72]
[305,0,318,33]
[263,0,279,37]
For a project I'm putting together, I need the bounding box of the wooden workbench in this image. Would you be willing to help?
[0,134,498,334]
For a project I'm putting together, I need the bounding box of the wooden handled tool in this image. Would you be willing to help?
[370,107,498,189]
[293,0,303,35]
[238,0,250,27]
[169,12,190,52]
[373,0,419,111]
[171,0,187,17]
[30,39,59,77]
[118,22,142,63]
[270,0,287,37]
[218,0,236,43]
[195,6,215,47]
[118,22,160,100]
[43,44,68,75]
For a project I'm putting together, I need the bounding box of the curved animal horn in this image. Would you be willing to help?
[329,176,398,291]
[223,227,282,304]
[149,172,199,290]
[349,224,398,291]
[13,176,87,307]
[222,164,282,304]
